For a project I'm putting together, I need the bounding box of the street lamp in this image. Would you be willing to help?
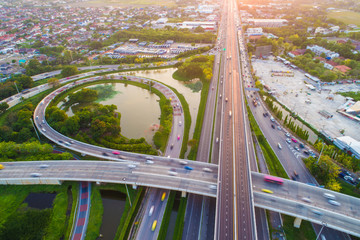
[29,118,41,142]
[315,222,327,240]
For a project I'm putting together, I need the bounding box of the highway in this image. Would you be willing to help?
[215,0,256,238]
[0,161,218,197]
[1,160,360,236]
[252,172,360,237]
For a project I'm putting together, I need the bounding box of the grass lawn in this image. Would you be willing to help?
[327,10,360,26]
[282,215,317,240]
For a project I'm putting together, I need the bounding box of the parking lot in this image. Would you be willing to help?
[252,57,360,141]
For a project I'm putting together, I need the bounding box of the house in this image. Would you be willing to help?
[288,49,306,58]
[323,60,337,70]
[334,65,351,74]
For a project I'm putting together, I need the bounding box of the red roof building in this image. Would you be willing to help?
[334,65,351,74]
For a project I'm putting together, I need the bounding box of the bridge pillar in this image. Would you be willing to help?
[132,184,137,190]
[294,217,302,228]
[181,191,187,197]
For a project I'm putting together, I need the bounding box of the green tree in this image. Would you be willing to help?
[0,102,9,114]
[48,78,60,88]
[61,65,79,77]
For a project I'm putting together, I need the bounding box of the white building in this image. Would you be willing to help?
[247,19,288,27]
[333,136,360,159]
[180,21,216,30]
[156,18,168,24]
[245,27,263,36]
[306,45,339,59]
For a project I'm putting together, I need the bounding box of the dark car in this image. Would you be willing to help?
[303,150,310,155]
[170,144,174,150]
[271,124,275,129]
[102,152,109,156]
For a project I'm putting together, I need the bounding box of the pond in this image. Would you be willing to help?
[125,68,201,145]
[61,83,161,144]
[98,190,127,240]
[23,192,56,209]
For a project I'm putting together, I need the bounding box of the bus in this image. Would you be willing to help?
[264,175,284,185]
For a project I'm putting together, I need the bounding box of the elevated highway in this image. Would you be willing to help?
[1,161,358,236]
[0,161,218,197]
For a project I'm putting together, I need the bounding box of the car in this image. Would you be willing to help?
[229,111,232,117]
[278,143,282,149]
[42,128,46,132]
[170,144,174,150]
[112,151,121,155]
[219,94,222,98]
[294,146,300,151]
[271,124,275,129]
[177,135,180,140]
[58,140,64,143]
[323,193,336,200]
[270,117,275,122]
[203,168,213,173]
[184,166,193,171]
[42,120,45,124]
[291,138,297,143]
[168,170,177,176]
[70,140,75,144]
[36,116,39,119]
[209,184,217,190]
[225,97,228,102]
[328,200,341,206]
[277,126,281,131]
[299,143,305,148]
[0,164,4,170]
[145,156,154,160]
[149,206,154,216]
[303,150,309,155]
[179,121,182,126]
[39,164,49,168]
[64,142,71,146]
[127,164,136,169]
[263,113,267,117]
[179,160,188,165]
[102,152,109,156]
[151,220,157,231]
[301,197,312,203]
[161,192,166,201]
[31,173,42,177]
[261,189,273,194]
[146,160,154,164]
[285,132,291,137]
[291,175,296,181]
[311,209,323,216]
[216,137,219,143]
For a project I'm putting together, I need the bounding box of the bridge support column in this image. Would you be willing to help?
[294,217,302,228]
[132,184,137,190]
[181,191,187,197]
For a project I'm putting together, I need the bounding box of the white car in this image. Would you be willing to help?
[202,168,213,173]
[127,164,136,169]
[149,206,154,216]
[328,200,341,206]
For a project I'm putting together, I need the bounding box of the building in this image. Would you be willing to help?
[306,45,339,59]
[288,49,306,58]
[247,19,288,27]
[180,21,217,31]
[334,65,351,74]
[333,136,360,159]
[245,27,263,36]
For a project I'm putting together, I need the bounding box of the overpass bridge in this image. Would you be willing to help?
[0,161,359,237]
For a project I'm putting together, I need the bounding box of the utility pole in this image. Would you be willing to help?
[14,81,20,94]
[125,183,132,207]
[316,141,325,164]
[30,118,41,142]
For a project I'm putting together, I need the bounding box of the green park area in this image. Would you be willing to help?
[327,10,360,27]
